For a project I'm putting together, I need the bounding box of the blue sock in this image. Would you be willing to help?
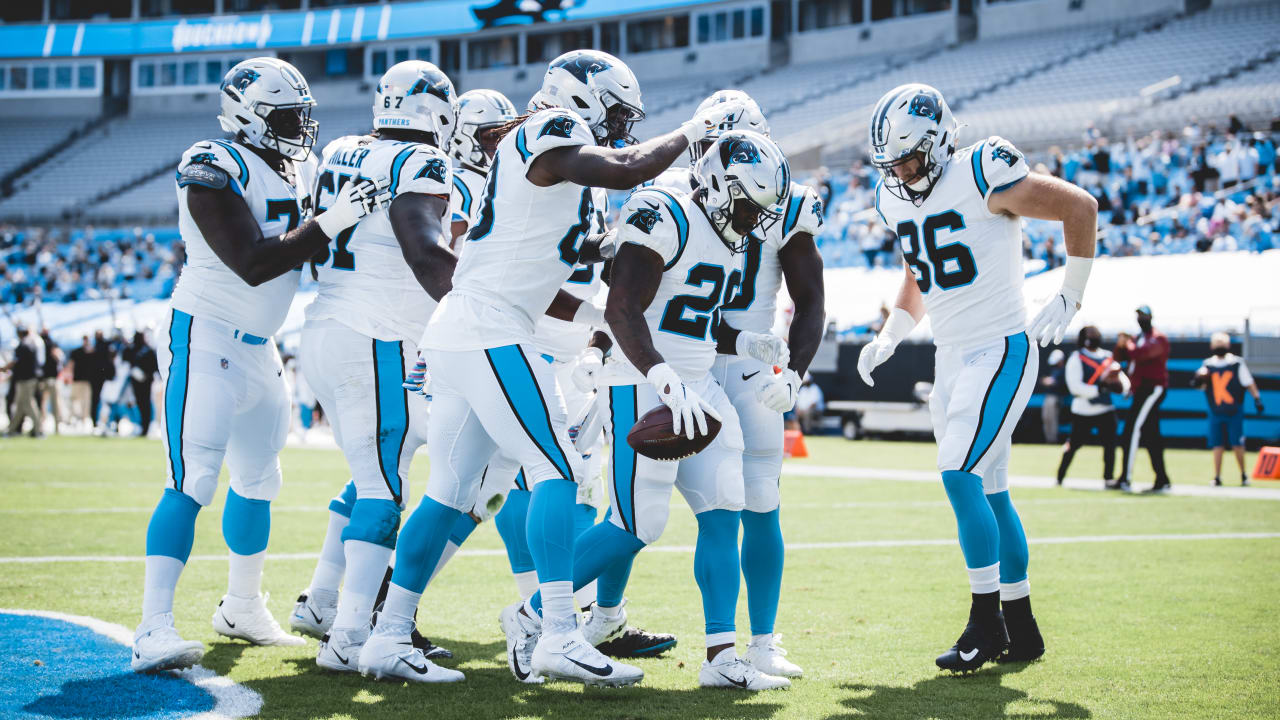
[741,508,784,636]
[145,489,201,562]
[529,520,644,616]
[222,488,270,556]
[448,513,479,547]
[695,509,741,639]
[389,496,461,594]
[494,488,534,573]
[526,478,577,584]
[940,470,1000,568]
[986,491,1029,583]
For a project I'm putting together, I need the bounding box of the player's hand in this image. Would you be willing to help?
[1029,287,1082,347]
[1256,397,1266,415]
[857,335,897,387]
[402,355,430,398]
[756,368,801,414]
[647,362,722,440]
[571,347,605,392]
[317,174,393,238]
[736,331,789,367]
[680,101,746,143]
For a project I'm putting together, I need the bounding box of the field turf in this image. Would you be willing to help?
[1,435,1277,720]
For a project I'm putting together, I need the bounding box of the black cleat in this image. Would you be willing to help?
[997,597,1044,664]
[1144,480,1172,494]
[936,612,1009,674]
[596,627,678,658]
[1105,479,1131,492]
[1213,477,1223,487]
[370,602,453,660]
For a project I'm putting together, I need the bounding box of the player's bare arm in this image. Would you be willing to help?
[602,242,666,375]
[778,231,825,376]
[388,192,456,301]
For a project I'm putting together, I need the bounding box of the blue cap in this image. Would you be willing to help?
[1135,304,1152,317]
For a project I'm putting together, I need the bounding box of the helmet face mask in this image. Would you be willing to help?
[219,58,318,161]
[601,96,644,147]
[869,83,956,205]
[695,130,789,254]
[260,104,317,160]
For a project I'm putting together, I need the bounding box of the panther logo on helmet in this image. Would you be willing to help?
[625,205,662,235]
[224,68,259,94]
[907,92,942,122]
[720,137,762,168]
[406,74,452,103]
[555,52,612,83]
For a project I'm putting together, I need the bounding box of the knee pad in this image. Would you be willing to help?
[742,468,781,514]
[341,498,402,549]
[229,459,283,503]
[222,488,270,556]
[328,479,358,518]
[633,503,671,545]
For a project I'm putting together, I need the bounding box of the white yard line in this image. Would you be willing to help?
[3,532,1277,564]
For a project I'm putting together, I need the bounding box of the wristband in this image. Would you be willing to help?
[1062,255,1092,306]
[316,209,349,240]
[677,120,704,145]
[880,307,917,345]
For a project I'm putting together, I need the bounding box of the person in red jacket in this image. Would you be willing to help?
[1112,305,1172,492]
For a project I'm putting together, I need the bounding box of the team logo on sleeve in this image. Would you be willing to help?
[539,115,577,139]
[991,144,1022,167]
[414,157,448,184]
[625,204,663,234]
[811,199,825,226]
[189,152,217,166]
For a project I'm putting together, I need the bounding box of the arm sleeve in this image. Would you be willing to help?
[512,109,594,165]
[177,140,248,195]
[391,146,451,198]
[1064,353,1098,399]
[615,188,684,267]
[1238,360,1255,387]
[780,183,825,245]
[976,135,1030,202]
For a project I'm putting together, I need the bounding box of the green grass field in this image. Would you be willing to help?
[2,435,1278,720]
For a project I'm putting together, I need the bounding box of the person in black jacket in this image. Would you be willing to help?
[122,331,158,436]
[88,330,115,430]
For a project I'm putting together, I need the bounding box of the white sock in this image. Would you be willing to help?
[227,550,265,599]
[967,562,1000,595]
[539,580,577,633]
[513,570,539,599]
[378,583,421,635]
[594,601,623,620]
[1000,579,1031,601]
[309,511,349,593]
[574,579,598,609]
[333,540,392,630]
[750,633,773,645]
[428,541,461,585]
[705,632,736,650]
[141,555,185,623]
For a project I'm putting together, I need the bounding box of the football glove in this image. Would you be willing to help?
[736,331,789,368]
[570,347,605,393]
[858,307,916,387]
[1028,286,1082,348]
[756,368,801,414]
[647,362,722,440]
[317,174,393,239]
[680,101,746,144]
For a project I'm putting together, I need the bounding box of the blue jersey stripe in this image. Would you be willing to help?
[783,191,803,237]
[971,142,989,197]
[962,332,1030,472]
[484,345,573,482]
[372,339,409,503]
[452,174,473,217]
[873,180,888,225]
[609,385,638,534]
[388,146,417,198]
[210,140,249,189]
[515,126,532,162]
[164,309,193,492]
[645,188,690,270]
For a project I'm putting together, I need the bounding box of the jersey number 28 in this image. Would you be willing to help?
[897,210,976,293]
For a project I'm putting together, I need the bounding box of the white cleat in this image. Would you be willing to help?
[581,600,627,647]
[212,593,306,646]
[357,624,464,683]
[132,613,205,673]
[500,600,544,684]
[746,633,804,678]
[700,648,791,690]
[317,626,368,673]
[290,589,337,639]
[531,628,643,687]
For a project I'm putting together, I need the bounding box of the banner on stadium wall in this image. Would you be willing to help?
[0,0,714,59]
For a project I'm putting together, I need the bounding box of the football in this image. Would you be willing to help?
[626,405,722,461]
[1102,366,1126,392]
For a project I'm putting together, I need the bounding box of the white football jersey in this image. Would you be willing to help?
[644,166,695,194]
[449,163,487,233]
[420,108,597,351]
[532,187,610,362]
[603,186,739,384]
[305,135,453,344]
[172,138,317,338]
[875,135,1030,348]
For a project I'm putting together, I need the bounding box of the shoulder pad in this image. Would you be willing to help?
[971,135,1029,200]
[176,161,230,191]
[617,187,689,269]
[512,109,594,164]
[778,183,824,243]
[178,141,247,194]
[392,145,452,198]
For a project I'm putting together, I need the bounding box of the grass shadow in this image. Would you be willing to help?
[825,667,1091,720]
[199,640,249,678]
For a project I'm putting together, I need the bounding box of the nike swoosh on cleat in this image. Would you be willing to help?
[308,607,323,624]
[512,658,531,681]
[959,648,979,662]
[331,647,349,665]
[742,371,760,381]
[567,657,614,676]
[221,613,236,629]
[718,672,749,688]
[133,649,141,659]
[399,657,429,674]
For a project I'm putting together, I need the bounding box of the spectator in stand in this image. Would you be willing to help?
[38,328,62,435]
[1057,326,1129,486]
[1114,305,1173,493]
[1257,131,1278,175]
[87,329,114,429]
[1039,349,1067,444]
[121,330,158,437]
[5,324,44,437]
[1193,333,1265,487]
[68,335,94,428]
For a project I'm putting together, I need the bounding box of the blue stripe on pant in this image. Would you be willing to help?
[164,309,193,492]
[372,339,409,504]
[962,332,1030,473]
[608,385,638,534]
[483,345,572,482]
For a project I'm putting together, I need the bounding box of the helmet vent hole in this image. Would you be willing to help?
[573,96,590,109]
[710,176,720,192]
[235,115,251,125]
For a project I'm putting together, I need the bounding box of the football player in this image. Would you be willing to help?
[358,49,742,687]
[858,83,1097,672]
[647,90,826,678]
[510,130,794,690]
[132,57,392,673]
[291,61,463,679]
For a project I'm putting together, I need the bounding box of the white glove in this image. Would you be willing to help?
[1029,255,1091,347]
[570,347,604,393]
[736,331,789,367]
[316,175,392,238]
[679,101,746,144]
[858,307,916,387]
[646,362,722,440]
[756,368,801,414]
[402,354,431,398]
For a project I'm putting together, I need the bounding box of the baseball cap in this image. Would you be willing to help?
[1135,304,1152,317]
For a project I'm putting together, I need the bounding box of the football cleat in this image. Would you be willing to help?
[998,601,1045,664]
[290,589,337,639]
[936,612,1009,673]
[500,601,544,684]
[531,628,644,687]
[746,633,803,678]
[581,600,628,647]
[212,593,306,646]
[371,601,452,660]
[131,613,205,673]
[596,626,678,658]
[1144,480,1172,495]
[317,626,368,673]
[357,624,465,683]
[700,648,790,690]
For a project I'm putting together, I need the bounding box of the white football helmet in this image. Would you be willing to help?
[689,89,770,161]
[693,130,790,253]
[373,61,458,147]
[868,83,959,204]
[529,50,644,146]
[450,89,518,170]
[218,57,317,161]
